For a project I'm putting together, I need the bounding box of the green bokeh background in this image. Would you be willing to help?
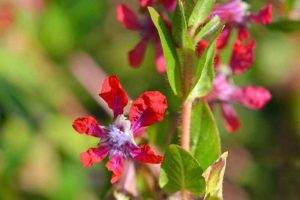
[0,0,299,199]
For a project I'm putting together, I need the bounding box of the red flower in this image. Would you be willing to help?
[210,0,272,53]
[250,4,272,25]
[205,75,271,132]
[139,0,177,11]
[211,0,272,26]
[230,29,256,74]
[73,76,167,183]
[116,4,167,73]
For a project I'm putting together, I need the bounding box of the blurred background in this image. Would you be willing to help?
[0,0,299,199]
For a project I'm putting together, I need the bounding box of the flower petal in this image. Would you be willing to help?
[237,27,251,41]
[80,146,109,167]
[139,0,154,8]
[221,104,240,133]
[131,145,163,164]
[161,0,177,11]
[196,40,209,57]
[155,43,166,73]
[129,39,148,67]
[105,155,124,184]
[250,4,272,25]
[72,116,105,137]
[230,37,256,74]
[216,26,231,50]
[116,4,140,30]
[99,76,129,117]
[234,86,271,110]
[129,91,167,133]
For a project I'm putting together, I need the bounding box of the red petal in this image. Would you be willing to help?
[105,155,124,184]
[161,0,177,11]
[214,53,221,69]
[80,146,109,167]
[230,37,256,74]
[237,27,251,41]
[139,0,155,8]
[129,39,148,67]
[196,40,209,57]
[216,26,231,50]
[221,104,240,133]
[129,91,167,132]
[234,86,271,110]
[250,4,272,25]
[131,145,163,164]
[155,44,166,73]
[116,4,140,30]
[99,76,129,117]
[72,116,104,137]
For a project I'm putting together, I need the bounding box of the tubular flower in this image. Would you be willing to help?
[229,28,256,74]
[211,0,272,26]
[139,0,177,11]
[204,75,271,132]
[72,76,167,183]
[197,27,255,73]
[210,0,272,52]
[116,4,168,73]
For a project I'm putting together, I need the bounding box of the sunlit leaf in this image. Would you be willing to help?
[148,7,181,96]
[172,0,193,50]
[194,16,220,44]
[190,102,221,169]
[203,152,228,200]
[187,27,222,101]
[159,144,205,195]
[188,0,216,34]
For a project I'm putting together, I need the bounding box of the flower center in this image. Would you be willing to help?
[106,115,136,154]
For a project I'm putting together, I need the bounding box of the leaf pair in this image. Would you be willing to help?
[159,102,222,196]
[149,4,221,99]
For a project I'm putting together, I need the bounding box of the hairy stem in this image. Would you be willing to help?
[180,50,194,200]
[181,50,194,151]
[181,100,192,151]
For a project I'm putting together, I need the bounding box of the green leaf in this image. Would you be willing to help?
[267,19,300,33]
[185,0,196,19]
[190,102,221,169]
[188,0,216,34]
[194,16,220,44]
[203,152,228,200]
[148,7,181,96]
[159,144,206,195]
[187,27,222,101]
[172,0,193,50]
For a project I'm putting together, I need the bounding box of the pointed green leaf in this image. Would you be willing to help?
[188,0,216,34]
[185,0,196,19]
[190,101,221,169]
[187,27,222,101]
[194,16,220,44]
[148,7,181,96]
[172,0,193,50]
[203,152,228,200]
[159,144,206,195]
[267,19,300,33]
